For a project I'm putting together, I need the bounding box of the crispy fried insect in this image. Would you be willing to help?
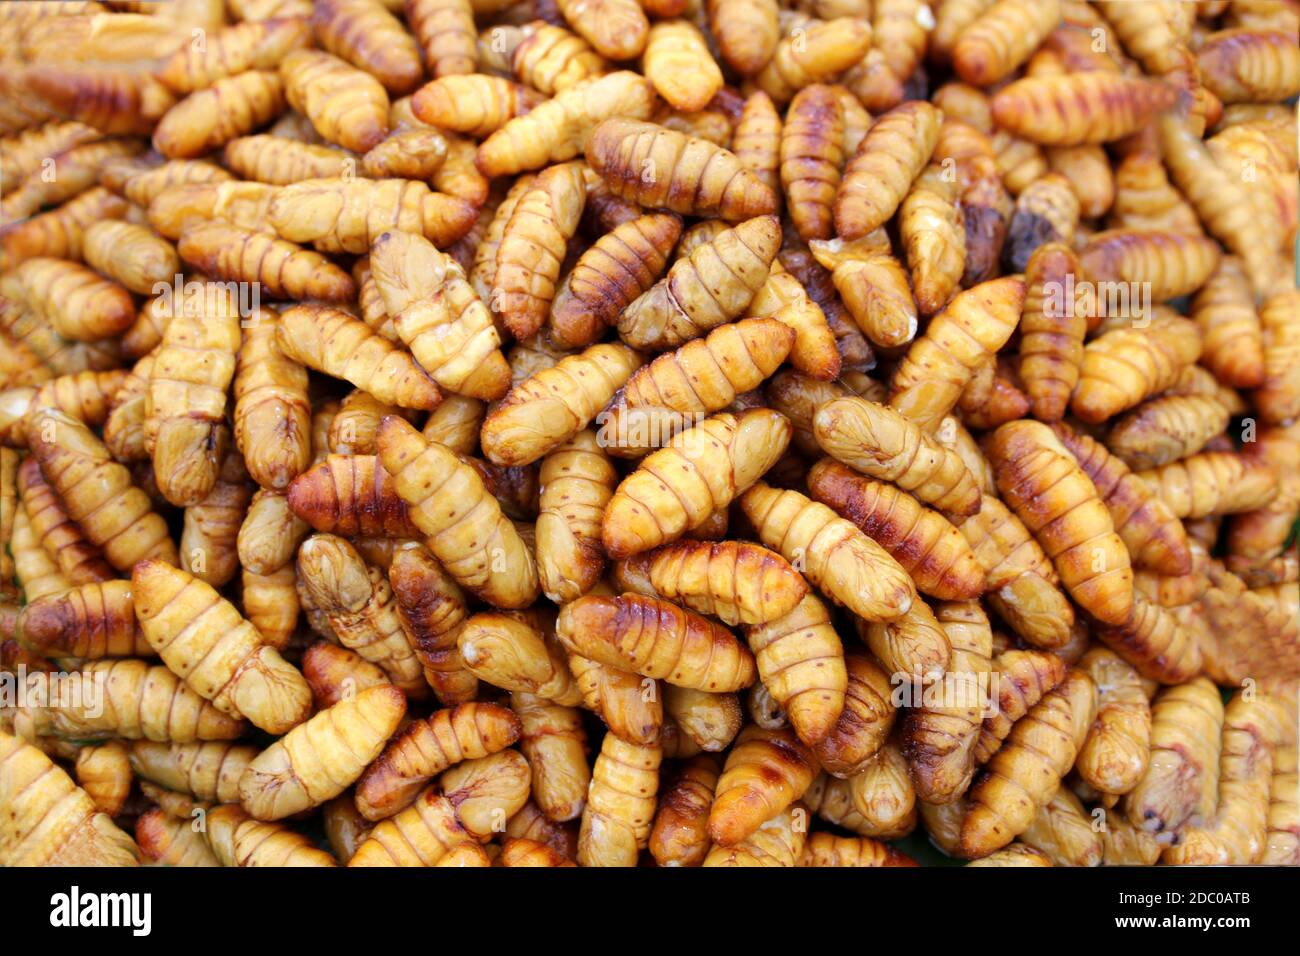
[1125,677,1224,835]
[835,102,941,240]
[952,0,1061,86]
[207,805,338,867]
[813,397,982,517]
[780,85,844,243]
[661,685,743,753]
[141,283,238,507]
[554,0,648,60]
[292,533,424,692]
[708,725,817,847]
[568,652,661,746]
[388,542,478,704]
[231,312,312,492]
[585,119,777,221]
[1188,256,1264,390]
[287,455,418,541]
[1163,692,1283,865]
[810,652,894,777]
[1107,396,1231,472]
[348,786,478,865]
[16,456,112,585]
[0,729,140,867]
[301,641,389,708]
[179,449,252,588]
[511,692,589,823]
[535,430,614,604]
[557,593,755,692]
[901,600,994,801]
[549,212,682,349]
[703,803,808,866]
[618,215,780,350]
[599,318,793,457]
[901,164,965,317]
[1109,151,1203,236]
[354,701,520,821]
[808,459,985,601]
[991,73,1177,147]
[0,187,127,270]
[1256,290,1300,425]
[480,341,640,467]
[238,684,407,821]
[132,559,313,735]
[744,258,840,380]
[1159,113,1279,296]
[807,234,915,350]
[1076,647,1151,797]
[15,580,149,659]
[82,221,179,296]
[613,540,807,627]
[135,809,220,867]
[643,20,723,113]
[742,481,919,626]
[222,135,355,184]
[15,656,249,743]
[1017,243,1085,421]
[148,180,280,241]
[179,223,355,303]
[438,748,531,838]
[498,838,574,867]
[281,49,390,152]
[577,734,660,867]
[1137,451,1277,520]
[931,0,997,64]
[801,831,917,867]
[1197,28,1300,104]
[411,74,544,138]
[1019,787,1102,867]
[7,258,133,343]
[119,159,234,209]
[477,71,656,178]
[1046,143,1113,219]
[1262,743,1298,866]
[311,0,423,93]
[158,17,311,93]
[25,407,177,571]
[377,417,539,607]
[886,277,1026,433]
[732,90,782,201]
[269,178,477,255]
[491,162,587,340]
[369,230,510,402]
[988,421,1133,626]
[1048,422,1192,577]
[1079,229,1221,311]
[454,611,578,704]
[20,64,177,137]
[648,754,718,867]
[502,23,603,96]
[708,0,779,75]
[756,17,873,106]
[962,668,1096,857]
[152,71,286,159]
[278,305,441,411]
[867,0,925,80]
[1071,314,1203,424]
[362,128,448,181]
[1094,592,1202,686]
[601,408,786,556]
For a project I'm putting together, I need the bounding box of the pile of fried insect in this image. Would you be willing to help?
[0,0,1296,868]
